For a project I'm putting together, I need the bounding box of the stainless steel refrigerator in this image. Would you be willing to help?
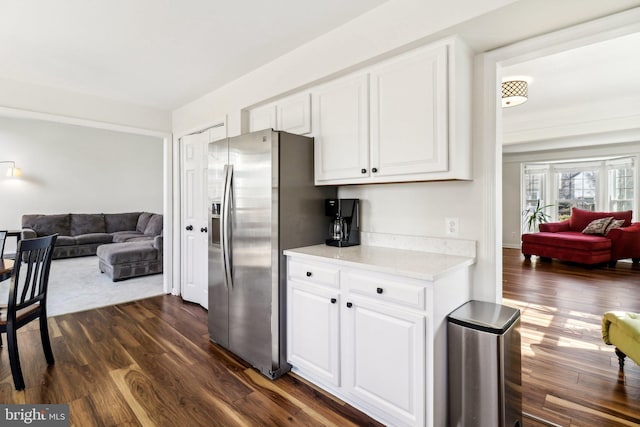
[207,129,335,379]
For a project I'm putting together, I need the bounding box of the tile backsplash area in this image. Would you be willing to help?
[361,232,476,259]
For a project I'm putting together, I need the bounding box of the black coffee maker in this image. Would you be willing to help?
[325,199,360,247]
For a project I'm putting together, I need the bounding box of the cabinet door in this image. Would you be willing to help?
[287,280,341,386]
[277,93,311,135]
[313,73,369,184]
[343,296,426,427]
[370,44,449,177]
[249,104,277,132]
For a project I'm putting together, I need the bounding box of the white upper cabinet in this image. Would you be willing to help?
[312,73,370,183]
[369,43,448,177]
[277,93,311,135]
[249,92,311,135]
[249,104,276,132]
[314,36,472,185]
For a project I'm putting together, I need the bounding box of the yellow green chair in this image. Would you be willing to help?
[602,311,640,370]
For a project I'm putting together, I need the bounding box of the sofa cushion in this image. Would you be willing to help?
[582,217,613,235]
[74,233,113,245]
[97,242,158,264]
[55,236,77,247]
[569,208,632,232]
[539,220,570,233]
[136,212,154,232]
[522,231,611,251]
[104,212,141,233]
[111,231,146,243]
[602,311,640,366]
[125,236,155,242]
[70,213,106,236]
[144,214,163,236]
[22,214,71,237]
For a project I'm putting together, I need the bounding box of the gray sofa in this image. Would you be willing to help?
[21,212,163,281]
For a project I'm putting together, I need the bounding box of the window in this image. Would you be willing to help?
[555,169,597,220]
[523,170,546,214]
[523,156,637,226]
[608,158,634,212]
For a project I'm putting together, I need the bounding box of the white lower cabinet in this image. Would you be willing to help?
[343,295,425,427]
[287,280,340,387]
[286,254,470,427]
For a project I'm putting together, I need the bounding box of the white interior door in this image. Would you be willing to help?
[180,131,209,308]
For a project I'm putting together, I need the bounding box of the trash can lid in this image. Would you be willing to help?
[448,300,520,334]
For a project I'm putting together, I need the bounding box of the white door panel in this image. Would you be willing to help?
[181,131,209,308]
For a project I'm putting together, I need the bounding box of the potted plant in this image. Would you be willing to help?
[522,200,553,232]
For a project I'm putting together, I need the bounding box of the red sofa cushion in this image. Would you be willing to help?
[522,231,611,251]
[539,220,569,233]
[569,208,632,232]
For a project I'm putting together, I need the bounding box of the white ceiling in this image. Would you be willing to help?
[0,0,386,111]
[502,31,640,146]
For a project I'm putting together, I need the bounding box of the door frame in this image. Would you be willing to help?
[479,7,640,302]
[173,117,227,298]
[0,105,174,294]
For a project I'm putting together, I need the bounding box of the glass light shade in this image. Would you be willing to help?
[502,80,528,107]
[6,167,22,177]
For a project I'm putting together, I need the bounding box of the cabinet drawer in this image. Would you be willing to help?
[288,258,339,289]
[343,270,425,311]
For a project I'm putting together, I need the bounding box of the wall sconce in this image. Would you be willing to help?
[1,161,22,177]
[501,80,528,107]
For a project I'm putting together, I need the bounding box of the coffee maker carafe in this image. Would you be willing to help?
[325,199,360,247]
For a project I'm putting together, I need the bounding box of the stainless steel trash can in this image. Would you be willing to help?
[448,300,522,427]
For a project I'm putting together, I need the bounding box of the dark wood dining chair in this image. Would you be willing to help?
[0,234,57,390]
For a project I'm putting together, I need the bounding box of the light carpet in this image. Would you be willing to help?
[0,256,165,317]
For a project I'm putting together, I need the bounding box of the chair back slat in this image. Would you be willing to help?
[9,235,57,315]
[0,231,6,258]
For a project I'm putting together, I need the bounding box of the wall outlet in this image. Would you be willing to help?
[445,217,459,236]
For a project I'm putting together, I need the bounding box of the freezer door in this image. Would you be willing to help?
[208,138,229,347]
[227,130,277,375]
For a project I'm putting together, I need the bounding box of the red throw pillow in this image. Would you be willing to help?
[569,208,632,232]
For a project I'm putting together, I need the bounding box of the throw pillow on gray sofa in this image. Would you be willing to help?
[136,212,154,232]
[144,214,163,236]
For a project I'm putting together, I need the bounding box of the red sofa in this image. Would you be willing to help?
[521,208,640,266]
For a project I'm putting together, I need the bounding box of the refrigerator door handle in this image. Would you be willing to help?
[221,164,229,289]
[222,164,234,289]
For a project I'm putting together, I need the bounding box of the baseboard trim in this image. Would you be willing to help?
[502,243,521,249]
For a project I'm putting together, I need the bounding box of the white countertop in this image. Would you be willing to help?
[284,244,475,281]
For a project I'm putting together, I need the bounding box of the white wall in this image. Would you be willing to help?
[0,116,163,253]
[502,162,522,248]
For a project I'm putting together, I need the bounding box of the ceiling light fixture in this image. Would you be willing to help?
[501,80,528,107]
[1,161,23,177]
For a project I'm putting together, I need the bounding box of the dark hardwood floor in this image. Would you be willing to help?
[2,251,638,426]
[0,296,382,426]
[503,248,640,427]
